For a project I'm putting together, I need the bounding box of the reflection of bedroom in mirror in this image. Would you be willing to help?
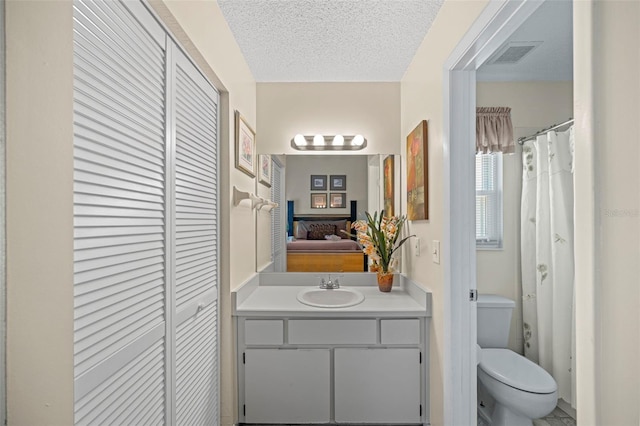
[259,154,401,273]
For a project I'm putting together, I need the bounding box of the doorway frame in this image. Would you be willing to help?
[442,1,546,424]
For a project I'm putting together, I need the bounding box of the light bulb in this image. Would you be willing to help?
[313,135,325,146]
[352,134,365,146]
[294,134,307,146]
[332,135,344,146]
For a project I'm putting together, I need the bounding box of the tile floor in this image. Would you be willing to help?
[478,406,576,426]
[533,406,577,426]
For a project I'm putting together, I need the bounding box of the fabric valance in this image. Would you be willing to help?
[476,107,514,154]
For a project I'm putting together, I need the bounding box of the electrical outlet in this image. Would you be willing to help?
[432,240,440,264]
[415,238,420,256]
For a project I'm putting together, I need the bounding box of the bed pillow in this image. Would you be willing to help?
[294,221,308,239]
[307,223,337,240]
[329,220,349,239]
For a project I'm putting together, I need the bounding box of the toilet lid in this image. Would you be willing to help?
[479,348,557,394]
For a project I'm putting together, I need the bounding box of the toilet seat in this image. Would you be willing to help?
[479,348,557,394]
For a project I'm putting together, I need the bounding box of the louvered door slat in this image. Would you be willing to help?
[176,303,218,425]
[75,340,165,425]
[75,114,164,159]
[73,0,166,423]
[172,46,219,425]
[74,2,220,424]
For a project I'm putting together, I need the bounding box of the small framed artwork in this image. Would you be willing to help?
[407,120,428,220]
[235,110,256,177]
[310,193,327,209]
[330,175,346,190]
[310,175,327,191]
[259,154,272,187]
[330,193,346,209]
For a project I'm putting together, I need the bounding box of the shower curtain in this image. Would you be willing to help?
[520,126,575,407]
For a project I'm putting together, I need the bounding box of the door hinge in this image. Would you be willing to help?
[243,352,246,364]
[420,404,423,417]
[243,404,246,416]
[419,352,422,364]
[469,289,478,301]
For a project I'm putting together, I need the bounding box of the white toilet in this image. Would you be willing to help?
[477,294,558,426]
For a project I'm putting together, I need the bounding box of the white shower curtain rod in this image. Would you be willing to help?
[517,118,574,145]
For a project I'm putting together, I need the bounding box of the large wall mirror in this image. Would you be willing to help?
[257,153,402,273]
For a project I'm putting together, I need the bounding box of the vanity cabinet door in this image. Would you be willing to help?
[334,348,421,424]
[244,349,331,424]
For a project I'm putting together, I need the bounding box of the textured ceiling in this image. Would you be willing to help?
[477,1,573,81]
[217,0,444,82]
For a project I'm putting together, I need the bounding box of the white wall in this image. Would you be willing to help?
[574,2,640,424]
[476,81,573,353]
[285,155,368,217]
[256,82,401,155]
[400,2,488,424]
[6,2,75,423]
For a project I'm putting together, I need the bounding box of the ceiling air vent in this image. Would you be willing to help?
[488,41,542,65]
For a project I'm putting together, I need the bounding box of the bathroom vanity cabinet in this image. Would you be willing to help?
[233,276,431,425]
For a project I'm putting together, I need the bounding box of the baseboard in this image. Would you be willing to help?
[557,398,576,419]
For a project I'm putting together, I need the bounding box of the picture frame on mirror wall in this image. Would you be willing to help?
[259,154,272,187]
[310,175,327,191]
[330,193,346,209]
[311,193,327,209]
[235,110,256,177]
[330,175,346,191]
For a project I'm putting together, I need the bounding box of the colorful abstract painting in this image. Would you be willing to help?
[383,155,394,217]
[406,120,428,220]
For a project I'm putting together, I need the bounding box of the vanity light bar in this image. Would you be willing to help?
[291,134,368,151]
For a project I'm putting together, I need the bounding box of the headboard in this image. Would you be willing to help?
[287,200,358,240]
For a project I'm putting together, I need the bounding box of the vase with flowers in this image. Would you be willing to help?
[349,211,415,292]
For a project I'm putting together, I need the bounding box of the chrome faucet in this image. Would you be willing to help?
[320,275,340,289]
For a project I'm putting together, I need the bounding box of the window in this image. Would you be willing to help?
[476,153,503,249]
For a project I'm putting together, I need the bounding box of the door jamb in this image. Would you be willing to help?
[442,1,544,424]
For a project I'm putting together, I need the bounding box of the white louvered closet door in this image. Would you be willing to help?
[171,45,220,426]
[271,160,285,271]
[73,1,220,424]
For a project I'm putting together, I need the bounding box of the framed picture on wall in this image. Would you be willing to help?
[235,110,256,177]
[311,193,327,209]
[259,154,272,187]
[330,175,346,190]
[330,193,346,209]
[407,120,428,220]
[383,155,395,216]
[310,175,327,190]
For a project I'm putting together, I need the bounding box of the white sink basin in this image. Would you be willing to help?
[296,287,365,308]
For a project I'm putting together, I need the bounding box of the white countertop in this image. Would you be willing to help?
[234,284,428,318]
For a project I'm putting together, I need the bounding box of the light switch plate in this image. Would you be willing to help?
[432,240,440,264]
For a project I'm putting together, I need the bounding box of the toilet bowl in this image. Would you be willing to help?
[476,294,558,426]
[478,348,557,426]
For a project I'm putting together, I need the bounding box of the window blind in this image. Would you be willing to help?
[475,153,503,248]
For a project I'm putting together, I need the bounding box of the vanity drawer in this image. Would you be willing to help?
[288,319,377,345]
[244,319,284,345]
[380,319,421,345]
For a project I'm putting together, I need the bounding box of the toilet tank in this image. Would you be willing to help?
[477,294,515,348]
